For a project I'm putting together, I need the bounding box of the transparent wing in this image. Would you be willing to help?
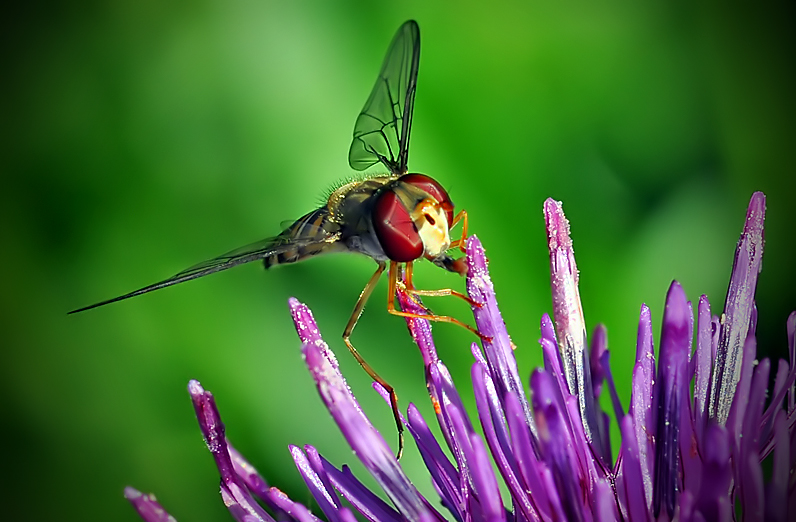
[69,224,337,314]
[348,20,420,175]
[173,235,299,276]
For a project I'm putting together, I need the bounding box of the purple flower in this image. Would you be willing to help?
[127,192,795,522]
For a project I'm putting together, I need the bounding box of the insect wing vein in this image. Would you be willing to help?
[348,20,420,175]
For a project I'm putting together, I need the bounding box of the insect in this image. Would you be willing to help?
[70,20,478,457]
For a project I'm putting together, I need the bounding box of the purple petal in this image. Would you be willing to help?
[693,295,712,445]
[628,305,655,511]
[426,360,475,466]
[505,391,550,520]
[188,380,275,522]
[764,410,789,522]
[789,311,796,410]
[289,298,332,358]
[737,358,769,520]
[543,404,585,522]
[443,403,481,521]
[289,445,341,522]
[707,191,765,424]
[540,314,568,399]
[531,369,586,522]
[727,306,759,445]
[540,313,561,367]
[711,315,721,360]
[679,378,700,499]
[538,315,571,427]
[321,460,403,522]
[589,324,607,398]
[694,424,732,521]
[652,281,691,519]
[563,393,601,502]
[299,321,430,522]
[468,432,506,522]
[629,365,654,513]
[590,326,623,462]
[618,416,651,522]
[600,349,624,427]
[124,487,177,522]
[466,235,537,442]
[267,488,322,522]
[539,465,567,521]
[760,311,796,451]
[543,198,599,446]
[227,445,289,516]
[405,404,462,520]
[677,305,698,499]
[678,490,695,522]
[594,479,618,521]
[588,325,613,463]
[221,483,267,522]
[471,362,536,522]
[396,283,439,366]
[339,507,362,522]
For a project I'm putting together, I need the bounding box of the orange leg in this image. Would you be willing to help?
[406,253,481,308]
[448,209,469,252]
[342,261,405,460]
[388,261,488,341]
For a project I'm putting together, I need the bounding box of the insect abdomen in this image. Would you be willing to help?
[263,208,340,269]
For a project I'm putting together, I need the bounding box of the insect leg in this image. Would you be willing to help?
[342,261,405,460]
[388,261,488,341]
[448,209,469,252]
[405,262,480,307]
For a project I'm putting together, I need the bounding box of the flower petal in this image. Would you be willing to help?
[505,391,551,520]
[221,483,268,522]
[426,360,475,468]
[405,403,462,520]
[531,369,585,522]
[396,283,439,366]
[267,487,323,522]
[760,311,796,455]
[694,424,733,521]
[764,410,789,522]
[619,415,651,522]
[727,306,759,445]
[466,235,538,442]
[543,198,600,447]
[293,303,430,522]
[540,313,568,401]
[737,358,769,520]
[590,325,622,462]
[708,191,765,424]
[289,445,341,522]
[468,432,506,522]
[227,445,288,516]
[188,380,275,522]
[693,295,713,445]
[652,281,691,519]
[471,362,536,522]
[321,459,402,522]
[124,487,177,522]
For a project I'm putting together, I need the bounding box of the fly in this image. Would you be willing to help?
[70,20,481,458]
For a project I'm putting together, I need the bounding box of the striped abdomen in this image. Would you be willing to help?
[263,207,343,269]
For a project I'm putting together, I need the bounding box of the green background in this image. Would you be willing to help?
[2,1,794,520]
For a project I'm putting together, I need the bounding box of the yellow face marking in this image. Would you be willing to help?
[412,198,451,258]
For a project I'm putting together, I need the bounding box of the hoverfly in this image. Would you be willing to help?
[70,20,478,457]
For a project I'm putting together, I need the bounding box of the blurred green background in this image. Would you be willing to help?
[2,0,794,520]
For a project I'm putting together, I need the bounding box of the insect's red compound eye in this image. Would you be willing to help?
[373,190,424,262]
[399,174,454,226]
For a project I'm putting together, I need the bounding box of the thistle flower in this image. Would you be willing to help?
[127,192,795,522]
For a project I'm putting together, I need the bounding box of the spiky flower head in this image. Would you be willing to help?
[127,192,795,522]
